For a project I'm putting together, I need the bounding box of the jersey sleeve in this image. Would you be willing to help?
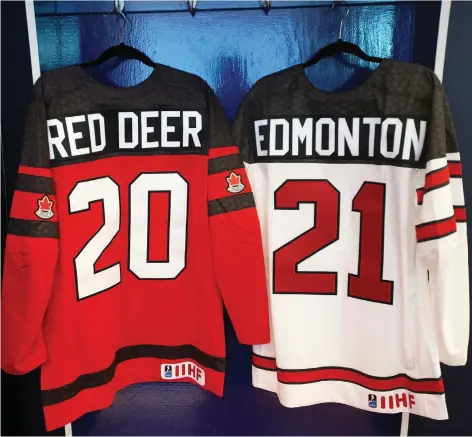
[205,86,270,345]
[2,78,59,375]
[415,76,469,366]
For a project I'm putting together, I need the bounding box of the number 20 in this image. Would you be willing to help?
[69,173,188,300]
[273,179,394,305]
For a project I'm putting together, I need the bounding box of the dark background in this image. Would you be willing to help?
[1,1,471,435]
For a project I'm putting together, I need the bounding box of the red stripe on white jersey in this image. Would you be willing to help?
[253,360,445,394]
[448,161,462,178]
[454,206,467,223]
[416,188,424,205]
[416,216,456,242]
[276,367,444,394]
[424,166,449,192]
[252,353,276,370]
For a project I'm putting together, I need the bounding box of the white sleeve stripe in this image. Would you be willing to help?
[446,152,461,161]
[450,179,465,205]
[424,157,448,174]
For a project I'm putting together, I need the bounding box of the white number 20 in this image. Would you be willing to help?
[69,173,188,300]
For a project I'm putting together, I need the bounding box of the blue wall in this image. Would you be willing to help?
[8,1,471,435]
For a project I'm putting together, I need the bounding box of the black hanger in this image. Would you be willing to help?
[81,43,156,68]
[303,1,384,68]
[81,4,156,69]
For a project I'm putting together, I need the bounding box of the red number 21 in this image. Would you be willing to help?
[273,180,394,305]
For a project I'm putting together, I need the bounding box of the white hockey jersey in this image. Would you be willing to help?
[232,60,469,419]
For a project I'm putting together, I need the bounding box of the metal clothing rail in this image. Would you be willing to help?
[34,0,410,17]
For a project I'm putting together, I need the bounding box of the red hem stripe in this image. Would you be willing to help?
[209,146,240,159]
[454,206,467,222]
[252,360,445,394]
[18,165,51,178]
[252,354,276,371]
[276,368,444,394]
[416,216,456,242]
[448,161,462,177]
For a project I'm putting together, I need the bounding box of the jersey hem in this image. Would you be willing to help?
[252,366,449,420]
[43,356,224,431]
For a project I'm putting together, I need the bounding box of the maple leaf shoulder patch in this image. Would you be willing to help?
[226,171,245,193]
[35,195,54,219]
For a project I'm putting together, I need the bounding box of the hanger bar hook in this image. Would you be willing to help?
[114,0,125,19]
[113,0,128,44]
[188,0,197,16]
[329,0,350,40]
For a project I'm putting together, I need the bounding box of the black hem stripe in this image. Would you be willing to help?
[208,154,243,175]
[208,192,255,216]
[415,215,455,229]
[42,344,225,406]
[8,218,58,238]
[16,174,55,194]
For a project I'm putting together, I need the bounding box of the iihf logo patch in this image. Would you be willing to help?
[164,365,172,378]
[35,195,54,219]
[226,171,245,193]
[368,394,377,408]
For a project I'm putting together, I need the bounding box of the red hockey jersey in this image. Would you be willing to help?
[2,65,270,430]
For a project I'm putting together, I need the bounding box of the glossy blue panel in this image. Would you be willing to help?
[34,2,440,435]
[34,1,396,15]
[35,2,429,121]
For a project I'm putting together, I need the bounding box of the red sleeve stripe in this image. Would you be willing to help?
[416,188,424,205]
[252,353,276,371]
[448,161,462,178]
[209,146,240,159]
[416,215,456,242]
[275,367,444,395]
[18,165,52,178]
[454,206,467,223]
[424,166,450,193]
[417,166,451,205]
[9,192,58,222]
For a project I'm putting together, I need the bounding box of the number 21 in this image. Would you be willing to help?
[273,180,394,305]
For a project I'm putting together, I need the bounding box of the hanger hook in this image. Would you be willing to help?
[260,0,272,15]
[113,0,127,43]
[329,0,350,40]
[188,0,197,16]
